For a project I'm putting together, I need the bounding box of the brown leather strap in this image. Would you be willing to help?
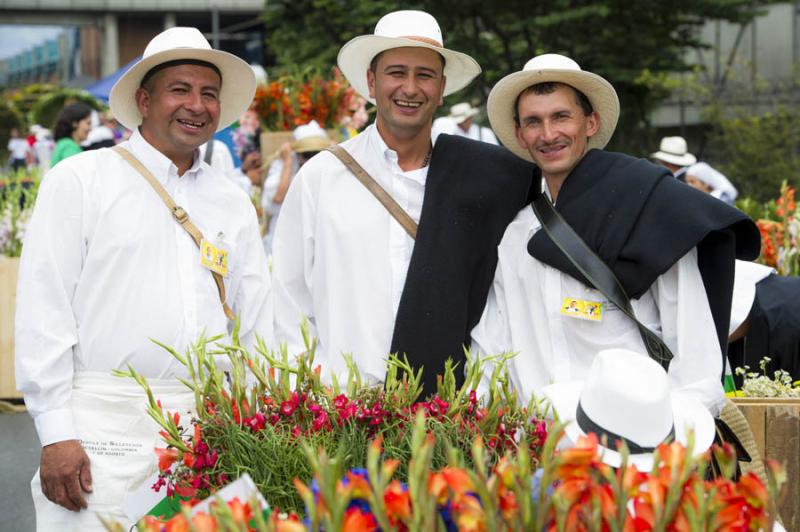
[112,146,236,321]
[326,144,418,240]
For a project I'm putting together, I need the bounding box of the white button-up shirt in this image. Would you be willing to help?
[272,124,427,383]
[471,205,726,416]
[15,130,273,446]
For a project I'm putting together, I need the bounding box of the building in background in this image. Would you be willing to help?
[0,0,266,88]
[651,1,800,148]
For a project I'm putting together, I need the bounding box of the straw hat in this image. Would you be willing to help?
[542,348,715,470]
[448,102,480,123]
[337,10,481,104]
[651,136,696,167]
[487,54,620,163]
[291,121,332,153]
[110,27,256,132]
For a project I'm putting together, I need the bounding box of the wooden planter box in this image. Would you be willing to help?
[732,397,800,531]
[0,256,21,399]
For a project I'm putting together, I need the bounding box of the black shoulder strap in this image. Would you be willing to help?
[531,194,674,370]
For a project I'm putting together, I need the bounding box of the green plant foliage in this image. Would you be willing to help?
[707,106,800,202]
[29,88,104,130]
[262,0,766,155]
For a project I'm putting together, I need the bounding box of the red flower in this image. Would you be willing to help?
[281,400,297,417]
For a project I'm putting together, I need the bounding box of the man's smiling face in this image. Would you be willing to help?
[136,63,221,163]
[367,47,446,139]
[514,83,599,183]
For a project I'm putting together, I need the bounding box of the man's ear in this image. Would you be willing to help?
[438,75,447,106]
[585,111,600,139]
[367,68,376,100]
[135,87,150,120]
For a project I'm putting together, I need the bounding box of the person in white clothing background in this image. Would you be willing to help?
[471,53,759,416]
[271,10,534,398]
[262,120,332,255]
[15,27,272,530]
[431,102,498,145]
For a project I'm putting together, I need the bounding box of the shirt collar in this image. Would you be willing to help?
[367,124,429,186]
[127,129,203,184]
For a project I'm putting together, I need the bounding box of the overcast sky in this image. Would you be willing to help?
[0,25,66,60]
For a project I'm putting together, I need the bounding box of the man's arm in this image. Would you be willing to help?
[15,162,93,510]
[233,208,274,352]
[654,247,725,417]
[271,163,318,356]
[470,265,512,397]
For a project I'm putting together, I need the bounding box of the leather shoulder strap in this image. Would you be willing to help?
[531,194,674,369]
[112,146,236,322]
[326,144,418,240]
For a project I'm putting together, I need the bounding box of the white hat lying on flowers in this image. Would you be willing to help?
[542,348,715,471]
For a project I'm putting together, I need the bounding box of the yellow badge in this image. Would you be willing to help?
[200,238,229,278]
[560,298,604,322]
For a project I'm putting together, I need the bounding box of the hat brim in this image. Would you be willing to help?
[292,136,333,153]
[542,381,715,471]
[337,35,481,104]
[109,48,256,133]
[651,151,697,167]
[449,108,480,123]
[487,68,620,163]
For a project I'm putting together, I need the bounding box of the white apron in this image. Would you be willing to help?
[31,373,194,531]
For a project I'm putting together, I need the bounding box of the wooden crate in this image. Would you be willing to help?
[732,397,800,531]
[0,256,21,399]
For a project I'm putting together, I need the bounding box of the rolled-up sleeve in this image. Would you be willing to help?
[15,165,84,446]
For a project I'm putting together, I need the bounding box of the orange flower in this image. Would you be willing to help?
[164,513,189,532]
[383,480,412,521]
[452,493,486,532]
[271,512,306,532]
[189,512,217,532]
[342,507,378,532]
[226,497,253,523]
[155,447,180,472]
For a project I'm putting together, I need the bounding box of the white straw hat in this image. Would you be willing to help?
[487,53,620,163]
[337,10,481,104]
[651,136,696,167]
[291,120,332,153]
[448,102,480,123]
[110,27,256,132]
[542,348,715,471]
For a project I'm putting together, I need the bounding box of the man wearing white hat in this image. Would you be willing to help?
[431,102,499,145]
[651,136,696,181]
[684,161,738,205]
[16,27,273,529]
[272,10,534,397]
[261,120,332,254]
[472,53,759,416]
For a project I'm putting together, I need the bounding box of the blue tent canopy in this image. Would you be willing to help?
[84,57,140,103]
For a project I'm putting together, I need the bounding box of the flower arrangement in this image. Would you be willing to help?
[119,327,547,516]
[122,413,786,532]
[738,181,799,275]
[251,68,355,132]
[0,169,38,257]
[731,357,800,398]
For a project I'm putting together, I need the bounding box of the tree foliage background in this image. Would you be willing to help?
[263,0,768,155]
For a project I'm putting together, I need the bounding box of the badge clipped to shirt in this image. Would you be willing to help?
[560,297,604,322]
[200,235,229,278]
